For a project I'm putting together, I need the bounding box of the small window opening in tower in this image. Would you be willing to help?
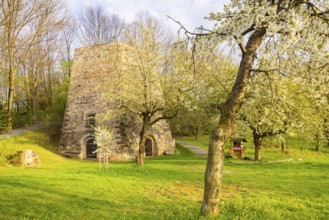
[86,113,96,127]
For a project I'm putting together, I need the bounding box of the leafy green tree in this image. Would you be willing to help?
[0,0,67,131]
[172,0,329,217]
[169,40,236,138]
[38,78,69,139]
[102,13,177,166]
[239,72,305,160]
[295,57,329,151]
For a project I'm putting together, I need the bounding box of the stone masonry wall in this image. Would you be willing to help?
[59,44,175,160]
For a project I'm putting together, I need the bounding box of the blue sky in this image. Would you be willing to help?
[66,0,229,34]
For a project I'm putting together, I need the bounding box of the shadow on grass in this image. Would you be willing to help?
[0,176,134,219]
[0,173,201,219]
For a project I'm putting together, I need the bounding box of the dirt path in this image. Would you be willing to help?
[175,140,208,156]
[0,122,42,140]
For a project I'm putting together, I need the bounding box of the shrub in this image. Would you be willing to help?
[38,80,68,140]
[0,147,16,167]
[13,112,32,129]
[39,110,63,139]
[0,110,7,133]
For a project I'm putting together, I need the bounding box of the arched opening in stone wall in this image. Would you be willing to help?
[86,138,97,158]
[145,136,157,156]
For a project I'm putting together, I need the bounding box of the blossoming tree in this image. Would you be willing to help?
[102,13,179,166]
[94,126,115,170]
[173,0,329,217]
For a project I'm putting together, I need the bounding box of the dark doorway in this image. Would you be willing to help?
[145,138,153,156]
[86,139,97,158]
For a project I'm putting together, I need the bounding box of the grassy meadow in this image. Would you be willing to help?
[0,131,329,219]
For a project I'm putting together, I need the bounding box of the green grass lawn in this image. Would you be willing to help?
[1,131,329,219]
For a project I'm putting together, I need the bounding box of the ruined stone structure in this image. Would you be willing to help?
[59,44,174,160]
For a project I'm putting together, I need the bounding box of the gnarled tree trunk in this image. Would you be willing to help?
[200,28,266,217]
[200,120,234,217]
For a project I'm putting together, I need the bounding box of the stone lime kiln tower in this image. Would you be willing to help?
[59,44,174,160]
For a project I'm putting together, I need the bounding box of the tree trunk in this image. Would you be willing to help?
[137,120,148,166]
[47,65,53,108]
[23,69,33,123]
[200,125,231,217]
[200,28,266,217]
[253,134,262,161]
[281,140,285,153]
[31,87,38,124]
[315,133,320,152]
[323,121,329,148]
[5,1,16,132]
[196,127,200,140]
[7,62,16,131]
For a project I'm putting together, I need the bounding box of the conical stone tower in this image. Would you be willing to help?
[59,44,174,160]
